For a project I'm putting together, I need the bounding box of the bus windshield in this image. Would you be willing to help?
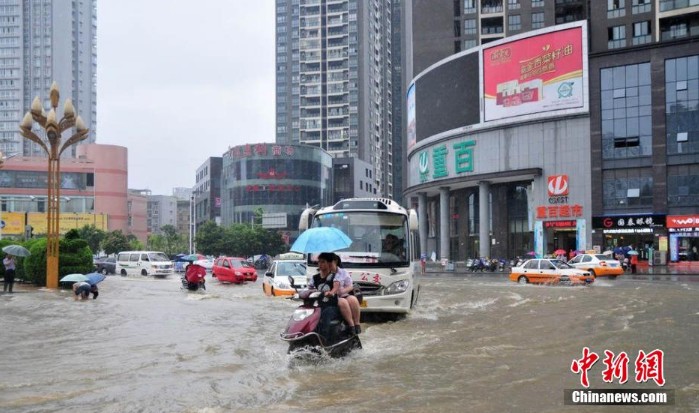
[312,211,408,267]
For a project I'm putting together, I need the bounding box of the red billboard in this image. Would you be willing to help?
[483,25,585,122]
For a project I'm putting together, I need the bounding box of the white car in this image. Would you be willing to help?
[262,259,307,297]
[194,258,214,272]
[567,254,624,278]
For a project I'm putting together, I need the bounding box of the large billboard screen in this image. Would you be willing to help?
[414,52,480,143]
[482,25,585,122]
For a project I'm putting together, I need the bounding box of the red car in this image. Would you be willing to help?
[212,257,257,283]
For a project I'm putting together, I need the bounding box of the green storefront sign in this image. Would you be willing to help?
[419,140,476,183]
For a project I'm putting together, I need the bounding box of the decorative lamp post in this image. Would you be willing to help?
[19,82,89,288]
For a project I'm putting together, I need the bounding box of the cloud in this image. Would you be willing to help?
[96,1,275,194]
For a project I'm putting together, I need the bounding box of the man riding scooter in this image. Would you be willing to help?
[183,261,207,291]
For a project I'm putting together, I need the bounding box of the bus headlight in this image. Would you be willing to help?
[385,280,410,295]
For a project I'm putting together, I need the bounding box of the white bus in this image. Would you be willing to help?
[299,198,421,314]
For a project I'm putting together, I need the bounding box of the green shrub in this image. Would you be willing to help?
[22,237,94,285]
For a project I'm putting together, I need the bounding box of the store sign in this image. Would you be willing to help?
[667,214,699,228]
[592,214,665,233]
[544,220,577,228]
[537,174,582,219]
[537,205,583,219]
[246,184,300,192]
[547,175,569,197]
[226,144,296,158]
[418,140,477,183]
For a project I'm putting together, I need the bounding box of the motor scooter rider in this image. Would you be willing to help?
[308,252,356,334]
[185,261,207,289]
[330,253,361,334]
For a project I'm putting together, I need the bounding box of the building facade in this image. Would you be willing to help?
[146,195,178,235]
[408,0,699,262]
[0,144,148,241]
[220,143,333,237]
[0,0,97,157]
[275,0,400,200]
[193,157,222,227]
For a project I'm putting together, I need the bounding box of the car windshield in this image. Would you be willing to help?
[149,253,170,262]
[594,254,611,260]
[231,260,253,269]
[311,211,409,267]
[551,259,573,269]
[277,261,306,276]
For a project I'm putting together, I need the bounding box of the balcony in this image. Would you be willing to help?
[660,0,699,12]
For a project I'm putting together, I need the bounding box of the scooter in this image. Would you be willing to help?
[280,283,362,358]
[181,275,205,291]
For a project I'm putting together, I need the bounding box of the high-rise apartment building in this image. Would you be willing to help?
[275,0,399,199]
[0,0,97,157]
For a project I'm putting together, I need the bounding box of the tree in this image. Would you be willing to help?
[102,230,131,255]
[195,221,225,255]
[147,234,166,252]
[127,234,143,250]
[77,225,106,255]
[160,224,181,255]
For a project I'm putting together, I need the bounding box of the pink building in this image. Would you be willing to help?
[0,144,148,243]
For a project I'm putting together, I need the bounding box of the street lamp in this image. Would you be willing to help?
[18,81,89,288]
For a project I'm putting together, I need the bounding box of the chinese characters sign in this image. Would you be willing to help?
[226,144,296,159]
[592,215,666,233]
[482,25,585,121]
[418,140,476,183]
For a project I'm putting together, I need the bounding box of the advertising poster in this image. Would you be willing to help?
[28,213,107,235]
[0,212,26,235]
[483,25,584,122]
[406,83,416,150]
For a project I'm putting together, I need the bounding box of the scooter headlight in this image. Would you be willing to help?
[385,279,410,295]
[292,308,314,321]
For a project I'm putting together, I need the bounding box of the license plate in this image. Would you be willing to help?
[360,300,368,308]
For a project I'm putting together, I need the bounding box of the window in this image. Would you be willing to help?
[607,0,626,18]
[632,21,651,45]
[608,25,626,49]
[464,0,476,13]
[532,12,544,29]
[665,55,699,155]
[508,0,520,9]
[532,0,544,7]
[508,15,521,31]
[600,63,653,159]
[668,165,699,207]
[632,0,651,14]
[602,169,653,209]
[464,19,477,35]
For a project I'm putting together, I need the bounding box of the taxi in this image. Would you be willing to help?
[567,254,624,278]
[262,258,307,296]
[509,258,594,285]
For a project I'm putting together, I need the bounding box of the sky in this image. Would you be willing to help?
[96,1,275,195]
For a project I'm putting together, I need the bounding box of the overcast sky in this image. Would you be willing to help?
[96,1,275,195]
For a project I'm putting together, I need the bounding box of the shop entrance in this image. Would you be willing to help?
[548,229,577,256]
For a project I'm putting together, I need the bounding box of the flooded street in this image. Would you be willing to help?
[1,272,698,412]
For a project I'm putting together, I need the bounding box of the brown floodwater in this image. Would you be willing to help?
[1,273,697,412]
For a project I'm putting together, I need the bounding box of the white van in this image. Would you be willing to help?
[116,251,174,277]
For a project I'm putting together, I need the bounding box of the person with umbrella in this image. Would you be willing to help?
[3,254,15,293]
[72,281,91,300]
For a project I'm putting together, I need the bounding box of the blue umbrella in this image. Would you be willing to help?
[85,272,106,285]
[60,273,89,283]
[290,227,352,253]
